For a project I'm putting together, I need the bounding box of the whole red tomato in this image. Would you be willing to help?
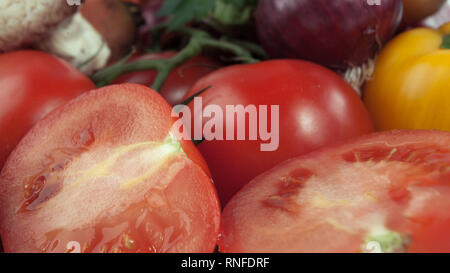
[0,50,95,170]
[113,52,220,105]
[183,60,374,205]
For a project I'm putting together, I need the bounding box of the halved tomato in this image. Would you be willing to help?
[219,130,450,253]
[0,83,220,253]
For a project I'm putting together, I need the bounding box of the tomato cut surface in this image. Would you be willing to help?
[219,130,450,253]
[0,83,220,253]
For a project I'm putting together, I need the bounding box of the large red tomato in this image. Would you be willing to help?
[0,83,220,253]
[0,50,95,170]
[113,52,220,105]
[183,60,374,205]
[220,130,450,253]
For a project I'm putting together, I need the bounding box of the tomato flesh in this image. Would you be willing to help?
[0,84,220,253]
[219,130,450,253]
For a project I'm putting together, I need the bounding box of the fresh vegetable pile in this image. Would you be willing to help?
[0,0,449,253]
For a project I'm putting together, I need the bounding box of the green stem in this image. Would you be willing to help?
[91,58,166,87]
[221,37,268,59]
[151,38,203,90]
[91,27,260,91]
[441,34,450,49]
[200,37,258,63]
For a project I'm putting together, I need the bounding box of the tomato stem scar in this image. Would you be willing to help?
[363,228,410,253]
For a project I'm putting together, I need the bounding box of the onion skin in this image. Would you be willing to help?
[255,0,403,70]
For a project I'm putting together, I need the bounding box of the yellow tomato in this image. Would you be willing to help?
[363,23,450,131]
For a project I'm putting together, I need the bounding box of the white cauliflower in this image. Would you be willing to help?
[0,0,77,52]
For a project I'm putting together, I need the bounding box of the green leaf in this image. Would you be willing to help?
[441,34,450,49]
[213,0,258,26]
[156,0,182,16]
[221,0,258,7]
[157,0,216,30]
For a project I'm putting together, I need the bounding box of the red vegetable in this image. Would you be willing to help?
[220,130,450,253]
[255,0,403,70]
[0,50,95,170]
[0,83,220,253]
[113,52,220,105]
[183,60,374,205]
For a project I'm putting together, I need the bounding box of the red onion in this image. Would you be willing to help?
[255,0,403,70]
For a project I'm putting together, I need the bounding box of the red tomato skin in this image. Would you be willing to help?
[220,130,450,253]
[0,50,95,170]
[113,52,220,106]
[184,60,374,205]
[0,83,220,253]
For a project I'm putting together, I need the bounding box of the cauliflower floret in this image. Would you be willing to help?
[0,0,77,52]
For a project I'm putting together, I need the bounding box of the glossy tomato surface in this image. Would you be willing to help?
[113,52,220,105]
[184,60,374,205]
[220,130,450,253]
[0,50,95,170]
[0,83,220,253]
